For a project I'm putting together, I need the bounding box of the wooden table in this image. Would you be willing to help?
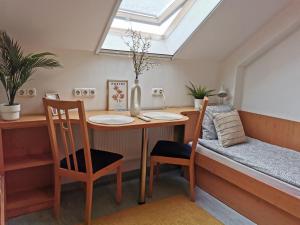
[0,107,193,207]
[84,109,189,204]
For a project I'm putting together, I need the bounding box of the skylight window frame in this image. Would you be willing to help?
[116,0,188,26]
[110,6,184,40]
[110,0,195,40]
[97,0,223,58]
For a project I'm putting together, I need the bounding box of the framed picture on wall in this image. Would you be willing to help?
[45,92,62,116]
[107,80,128,111]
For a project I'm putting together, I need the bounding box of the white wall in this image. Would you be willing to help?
[219,0,300,121]
[0,49,220,115]
[0,47,220,171]
[241,28,300,121]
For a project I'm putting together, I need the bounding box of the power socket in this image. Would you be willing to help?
[17,89,27,97]
[152,88,164,96]
[89,88,96,97]
[82,89,89,97]
[73,88,82,97]
[17,88,37,97]
[73,88,96,98]
[27,88,37,97]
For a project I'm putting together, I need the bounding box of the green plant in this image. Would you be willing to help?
[0,32,61,106]
[186,82,215,99]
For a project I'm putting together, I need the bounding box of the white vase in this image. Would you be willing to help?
[0,103,21,120]
[130,79,141,117]
[194,99,203,110]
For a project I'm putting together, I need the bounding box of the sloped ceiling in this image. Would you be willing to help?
[176,0,291,60]
[0,0,291,61]
[0,0,118,51]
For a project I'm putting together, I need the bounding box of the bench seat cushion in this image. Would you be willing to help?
[195,137,300,188]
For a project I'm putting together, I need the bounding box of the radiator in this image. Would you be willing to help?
[92,127,174,161]
[57,125,175,172]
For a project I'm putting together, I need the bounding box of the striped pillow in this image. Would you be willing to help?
[213,110,246,147]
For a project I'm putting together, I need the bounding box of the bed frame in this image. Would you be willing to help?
[182,110,300,225]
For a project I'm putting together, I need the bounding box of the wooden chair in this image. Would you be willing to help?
[149,97,208,201]
[0,173,4,225]
[43,99,123,225]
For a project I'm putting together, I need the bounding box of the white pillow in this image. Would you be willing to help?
[213,110,246,147]
[202,105,233,140]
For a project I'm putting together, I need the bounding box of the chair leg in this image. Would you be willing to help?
[180,166,185,177]
[85,181,93,225]
[1,175,6,225]
[181,166,189,178]
[116,165,122,204]
[53,175,61,219]
[149,160,155,197]
[189,165,195,202]
[155,163,160,182]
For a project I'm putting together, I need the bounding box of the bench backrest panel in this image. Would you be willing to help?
[239,111,300,152]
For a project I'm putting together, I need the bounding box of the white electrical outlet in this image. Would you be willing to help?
[17,89,27,97]
[82,89,89,97]
[152,88,164,96]
[27,88,37,97]
[17,88,37,97]
[73,88,96,97]
[73,88,82,97]
[89,88,96,97]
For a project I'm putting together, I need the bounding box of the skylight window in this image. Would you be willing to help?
[119,0,176,18]
[111,8,180,37]
[99,0,222,56]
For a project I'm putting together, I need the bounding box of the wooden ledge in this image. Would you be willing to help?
[0,107,196,129]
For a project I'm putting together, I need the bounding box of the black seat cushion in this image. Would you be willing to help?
[60,149,123,173]
[151,140,192,159]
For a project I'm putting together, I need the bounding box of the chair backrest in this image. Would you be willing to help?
[190,97,209,159]
[43,98,93,175]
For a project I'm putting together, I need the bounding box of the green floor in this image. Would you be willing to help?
[8,170,255,225]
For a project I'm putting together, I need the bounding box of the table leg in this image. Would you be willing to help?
[138,128,148,204]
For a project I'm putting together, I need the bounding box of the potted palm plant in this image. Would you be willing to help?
[186,82,215,110]
[0,32,61,120]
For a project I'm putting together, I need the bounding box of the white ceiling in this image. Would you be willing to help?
[176,0,291,60]
[0,0,291,61]
[0,0,118,51]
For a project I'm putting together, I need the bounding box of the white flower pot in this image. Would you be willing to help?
[0,103,21,121]
[194,99,203,110]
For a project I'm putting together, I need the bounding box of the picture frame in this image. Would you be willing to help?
[107,80,128,111]
[45,92,62,116]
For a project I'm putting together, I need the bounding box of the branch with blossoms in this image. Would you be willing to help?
[123,29,157,80]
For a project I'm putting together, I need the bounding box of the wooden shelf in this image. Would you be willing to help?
[6,187,53,218]
[4,154,53,172]
[1,122,54,219]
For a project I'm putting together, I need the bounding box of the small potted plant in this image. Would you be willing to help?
[0,32,61,120]
[186,82,215,110]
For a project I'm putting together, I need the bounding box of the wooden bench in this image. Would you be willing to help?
[183,110,300,225]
